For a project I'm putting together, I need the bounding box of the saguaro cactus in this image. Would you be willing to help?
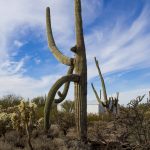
[44,0,87,141]
[147,91,150,103]
[91,57,119,115]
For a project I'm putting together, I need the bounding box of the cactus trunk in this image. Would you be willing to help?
[74,0,87,141]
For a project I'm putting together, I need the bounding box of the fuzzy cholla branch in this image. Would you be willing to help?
[11,100,37,150]
[0,112,11,138]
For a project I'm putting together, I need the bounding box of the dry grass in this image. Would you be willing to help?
[0,120,148,150]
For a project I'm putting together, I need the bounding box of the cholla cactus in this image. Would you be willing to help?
[16,101,37,126]
[37,117,44,129]
[0,105,19,138]
[29,102,37,109]
[0,112,11,138]
[11,112,22,132]
[0,112,10,122]
[29,102,37,128]
[11,100,37,150]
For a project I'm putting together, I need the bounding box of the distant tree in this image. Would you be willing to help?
[31,96,45,107]
[31,96,46,119]
[0,94,22,108]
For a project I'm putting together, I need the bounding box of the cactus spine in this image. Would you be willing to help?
[44,0,87,141]
[91,57,119,115]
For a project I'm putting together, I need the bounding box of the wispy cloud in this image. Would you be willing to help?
[13,40,26,48]
[0,55,30,76]
[0,74,60,99]
[86,2,150,79]
[0,0,149,108]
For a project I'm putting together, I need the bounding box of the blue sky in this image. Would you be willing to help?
[0,0,150,109]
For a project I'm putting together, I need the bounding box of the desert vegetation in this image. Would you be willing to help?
[0,0,149,150]
[0,94,150,149]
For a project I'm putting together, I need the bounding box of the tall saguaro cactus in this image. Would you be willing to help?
[91,57,119,115]
[44,0,87,141]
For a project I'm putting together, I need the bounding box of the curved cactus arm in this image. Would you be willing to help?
[94,57,107,102]
[44,74,80,131]
[116,92,119,100]
[101,101,106,107]
[110,98,114,112]
[94,57,108,103]
[57,91,63,97]
[46,7,74,66]
[105,97,111,109]
[91,83,103,105]
[100,89,101,100]
[54,66,74,103]
[113,92,119,107]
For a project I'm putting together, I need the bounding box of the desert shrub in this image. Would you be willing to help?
[0,112,11,138]
[56,111,75,136]
[87,113,99,124]
[99,113,114,122]
[87,113,113,125]
[36,106,44,119]
[31,96,45,107]
[53,100,75,136]
[116,95,150,145]
[0,140,12,150]
[90,121,107,142]
[31,96,46,120]
[5,131,26,149]
[0,94,22,109]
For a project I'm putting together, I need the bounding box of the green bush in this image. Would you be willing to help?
[0,94,22,109]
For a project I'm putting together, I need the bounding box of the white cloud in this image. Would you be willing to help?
[0,74,60,99]
[14,40,25,48]
[0,0,102,98]
[0,0,74,98]
[34,58,41,65]
[86,4,150,79]
[119,88,150,105]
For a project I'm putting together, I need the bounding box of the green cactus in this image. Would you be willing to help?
[54,66,74,104]
[147,91,150,103]
[91,57,119,115]
[44,0,87,141]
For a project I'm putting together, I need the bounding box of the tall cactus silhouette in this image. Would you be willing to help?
[44,0,87,141]
[147,91,150,103]
[91,57,119,115]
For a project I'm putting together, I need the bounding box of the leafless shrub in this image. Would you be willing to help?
[56,112,75,136]
[116,95,150,145]
[0,141,12,150]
